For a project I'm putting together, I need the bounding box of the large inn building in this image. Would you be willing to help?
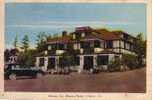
[35,26,137,72]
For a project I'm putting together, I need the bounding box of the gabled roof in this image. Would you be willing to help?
[46,27,135,44]
[47,35,72,44]
[94,29,121,40]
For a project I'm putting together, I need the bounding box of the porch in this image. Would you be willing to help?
[35,53,120,73]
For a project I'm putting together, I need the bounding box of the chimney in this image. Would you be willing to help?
[75,26,92,32]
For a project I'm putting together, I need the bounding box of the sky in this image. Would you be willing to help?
[5,3,146,49]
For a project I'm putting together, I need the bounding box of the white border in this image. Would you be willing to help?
[0,0,151,100]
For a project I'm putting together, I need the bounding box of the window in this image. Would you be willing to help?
[48,58,55,69]
[39,58,44,67]
[48,45,52,50]
[73,56,80,66]
[57,44,65,50]
[73,34,76,39]
[81,33,85,37]
[106,40,113,48]
[121,41,124,48]
[124,34,128,39]
[81,42,90,48]
[97,55,109,65]
[51,44,57,50]
[94,40,100,48]
[125,43,130,50]
[73,44,76,50]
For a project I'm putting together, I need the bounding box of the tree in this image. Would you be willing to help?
[13,35,18,49]
[134,33,146,66]
[121,54,138,69]
[36,32,47,52]
[21,35,29,52]
[17,49,37,67]
[108,57,122,72]
[4,49,10,62]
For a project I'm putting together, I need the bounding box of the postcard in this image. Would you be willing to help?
[0,0,152,100]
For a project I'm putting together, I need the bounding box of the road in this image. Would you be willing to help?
[5,67,146,92]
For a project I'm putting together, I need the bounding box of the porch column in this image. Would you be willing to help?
[78,55,84,73]
[44,57,48,71]
[35,57,40,67]
[93,55,97,68]
[55,56,59,70]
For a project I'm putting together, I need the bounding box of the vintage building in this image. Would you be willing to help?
[35,26,137,72]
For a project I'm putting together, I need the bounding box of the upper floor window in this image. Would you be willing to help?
[39,58,44,67]
[81,33,85,37]
[51,44,57,50]
[94,40,100,48]
[120,41,124,48]
[124,34,128,39]
[73,34,76,39]
[48,45,52,50]
[106,40,113,48]
[81,42,90,48]
[125,43,131,50]
[73,43,79,50]
[57,44,65,50]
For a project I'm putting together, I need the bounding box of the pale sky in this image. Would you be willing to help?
[5,3,146,49]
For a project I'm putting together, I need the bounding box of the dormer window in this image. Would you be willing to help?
[73,34,76,39]
[48,45,52,50]
[81,33,85,37]
[94,40,100,48]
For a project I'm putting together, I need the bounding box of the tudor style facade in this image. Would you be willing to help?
[35,26,137,72]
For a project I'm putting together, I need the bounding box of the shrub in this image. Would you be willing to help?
[108,57,121,72]
[121,54,138,69]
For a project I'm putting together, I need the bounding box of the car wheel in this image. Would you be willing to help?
[9,73,16,80]
[36,72,43,78]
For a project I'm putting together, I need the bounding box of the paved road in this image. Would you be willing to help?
[4,67,146,92]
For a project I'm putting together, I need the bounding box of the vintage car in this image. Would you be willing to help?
[4,64,45,80]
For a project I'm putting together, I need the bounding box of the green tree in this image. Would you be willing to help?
[108,57,122,72]
[36,32,47,52]
[121,54,138,69]
[21,35,29,52]
[17,49,37,67]
[134,33,146,66]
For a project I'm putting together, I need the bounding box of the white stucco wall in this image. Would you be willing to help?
[35,57,40,67]
[113,48,120,53]
[100,41,104,48]
[43,57,48,71]
[113,40,119,48]
[78,55,84,73]
[120,41,125,48]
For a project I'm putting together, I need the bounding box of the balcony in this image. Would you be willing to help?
[94,48,104,53]
[56,50,65,55]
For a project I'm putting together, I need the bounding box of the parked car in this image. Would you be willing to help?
[4,64,45,80]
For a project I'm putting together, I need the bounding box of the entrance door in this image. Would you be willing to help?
[48,57,55,69]
[83,56,93,70]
